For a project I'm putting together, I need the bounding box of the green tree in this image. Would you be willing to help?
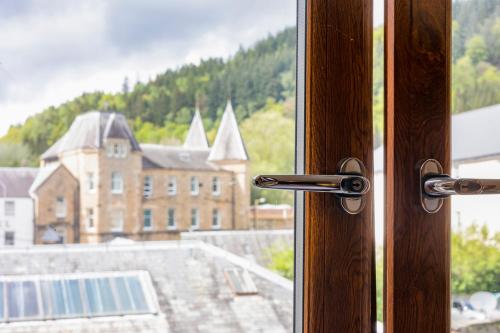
[466,35,488,64]
[265,242,294,280]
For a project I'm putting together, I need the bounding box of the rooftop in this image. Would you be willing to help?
[0,168,38,198]
[0,240,293,333]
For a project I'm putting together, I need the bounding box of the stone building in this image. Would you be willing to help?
[29,101,250,244]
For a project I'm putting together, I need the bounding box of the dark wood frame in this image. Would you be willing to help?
[303,0,375,331]
[384,0,451,331]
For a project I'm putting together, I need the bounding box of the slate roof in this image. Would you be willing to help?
[181,229,294,267]
[374,104,500,172]
[141,144,220,171]
[183,109,209,149]
[0,240,293,333]
[208,101,249,161]
[0,168,38,198]
[42,111,141,160]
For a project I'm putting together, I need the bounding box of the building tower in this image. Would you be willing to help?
[208,100,250,229]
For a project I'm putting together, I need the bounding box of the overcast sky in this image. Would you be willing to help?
[0,0,383,136]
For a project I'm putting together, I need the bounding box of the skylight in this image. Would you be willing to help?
[0,271,158,323]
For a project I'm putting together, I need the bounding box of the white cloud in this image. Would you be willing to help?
[0,0,383,136]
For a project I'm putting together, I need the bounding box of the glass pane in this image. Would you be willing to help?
[65,280,84,316]
[7,282,22,319]
[22,281,39,317]
[126,277,148,312]
[113,277,134,312]
[450,1,500,331]
[84,279,102,315]
[97,279,117,313]
[0,0,297,331]
[0,282,3,322]
[50,281,66,316]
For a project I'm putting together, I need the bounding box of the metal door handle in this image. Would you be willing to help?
[420,159,500,213]
[252,157,370,214]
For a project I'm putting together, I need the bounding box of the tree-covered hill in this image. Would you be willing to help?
[1,0,499,189]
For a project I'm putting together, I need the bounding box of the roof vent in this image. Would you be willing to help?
[224,268,258,295]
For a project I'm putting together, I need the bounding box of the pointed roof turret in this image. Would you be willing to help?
[184,109,209,149]
[208,100,249,161]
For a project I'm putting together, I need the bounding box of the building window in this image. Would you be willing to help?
[143,176,153,198]
[191,208,199,229]
[87,208,95,230]
[111,210,123,232]
[143,209,153,230]
[4,231,14,246]
[4,201,15,217]
[212,209,221,229]
[107,143,127,158]
[87,172,96,193]
[111,172,123,194]
[190,176,199,196]
[167,208,176,230]
[167,177,177,196]
[212,177,221,195]
[55,197,67,218]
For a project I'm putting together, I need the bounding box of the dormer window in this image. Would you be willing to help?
[106,143,127,158]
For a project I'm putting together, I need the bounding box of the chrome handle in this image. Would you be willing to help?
[252,157,370,215]
[253,174,370,196]
[420,159,500,213]
[424,177,500,196]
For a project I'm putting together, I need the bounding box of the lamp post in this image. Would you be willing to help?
[253,197,266,229]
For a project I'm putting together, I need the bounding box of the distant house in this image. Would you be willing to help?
[0,240,293,333]
[30,100,251,244]
[374,104,500,242]
[0,168,38,246]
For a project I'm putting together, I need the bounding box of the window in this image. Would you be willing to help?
[212,177,221,195]
[4,232,14,246]
[107,143,127,158]
[167,177,177,196]
[190,176,199,195]
[110,210,123,232]
[143,209,152,230]
[191,208,199,229]
[0,271,156,322]
[212,208,221,229]
[167,208,176,230]
[87,208,95,230]
[86,173,95,192]
[4,201,15,217]
[224,268,258,295]
[55,197,66,218]
[143,176,153,198]
[111,172,123,194]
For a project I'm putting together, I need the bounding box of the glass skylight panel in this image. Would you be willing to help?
[0,271,157,323]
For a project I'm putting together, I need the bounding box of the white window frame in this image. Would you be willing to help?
[167,208,176,230]
[191,208,199,229]
[86,208,95,231]
[4,201,15,217]
[111,172,124,194]
[143,209,153,231]
[111,210,124,232]
[190,176,199,196]
[55,197,67,218]
[212,177,221,196]
[212,208,221,229]
[167,177,177,196]
[143,176,153,198]
[87,172,96,193]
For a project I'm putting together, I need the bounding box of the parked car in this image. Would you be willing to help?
[452,300,487,320]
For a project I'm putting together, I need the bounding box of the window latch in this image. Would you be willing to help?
[253,157,370,214]
[420,159,500,213]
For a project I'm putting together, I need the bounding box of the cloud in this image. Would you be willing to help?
[0,0,297,135]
